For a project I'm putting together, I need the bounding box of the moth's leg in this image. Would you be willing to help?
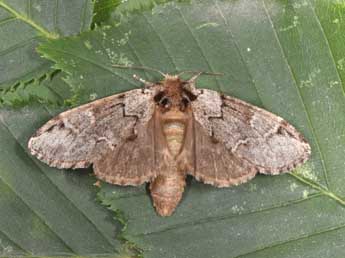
[133,74,156,88]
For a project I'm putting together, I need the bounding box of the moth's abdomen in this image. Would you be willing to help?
[163,121,185,157]
[150,173,186,216]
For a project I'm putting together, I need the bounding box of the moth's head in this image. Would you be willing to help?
[155,74,192,111]
[162,74,184,93]
[112,63,222,111]
[156,71,224,111]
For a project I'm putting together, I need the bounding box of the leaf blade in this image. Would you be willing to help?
[4,0,345,257]
[0,0,94,93]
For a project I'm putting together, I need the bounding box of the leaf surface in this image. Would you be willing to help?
[0,0,93,91]
[3,0,345,257]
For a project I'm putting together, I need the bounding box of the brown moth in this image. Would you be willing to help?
[28,67,311,216]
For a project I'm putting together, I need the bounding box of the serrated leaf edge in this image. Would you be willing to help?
[97,188,144,258]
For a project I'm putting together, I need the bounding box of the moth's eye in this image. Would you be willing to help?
[160,97,170,107]
[154,91,165,103]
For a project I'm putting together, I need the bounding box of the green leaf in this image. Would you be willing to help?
[92,0,190,25]
[5,0,345,257]
[0,71,68,106]
[0,0,94,92]
[93,0,121,25]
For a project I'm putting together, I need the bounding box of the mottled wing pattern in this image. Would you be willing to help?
[28,88,156,179]
[192,121,257,187]
[93,119,156,185]
[190,89,310,186]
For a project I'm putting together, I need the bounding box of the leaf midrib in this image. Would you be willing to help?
[235,219,345,258]
[0,1,59,39]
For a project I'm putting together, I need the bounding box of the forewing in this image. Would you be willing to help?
[93,118,156,186]
[191,89,310,178]
[28,88,156,170]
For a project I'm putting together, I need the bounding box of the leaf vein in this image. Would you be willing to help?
[213,0,264,106]
[142,13,178,71]
[27,0,31,20]
[262,0,330,189]
[80,0,88,33]
[53,0,59,35]
[117,26,151,79]
[234,220,345,258]
[177,8,223,90]
[133,193,321,237]
[0,228,29,255]
[0,1,58,39]
[291,173,345,206]
[0,16,17,26]
[0,36,41,58]
[307,0,345,97]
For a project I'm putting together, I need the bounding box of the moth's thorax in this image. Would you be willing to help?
[160,108,188,158]
[162,75,185,107]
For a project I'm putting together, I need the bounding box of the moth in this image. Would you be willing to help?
[28,66,311,216]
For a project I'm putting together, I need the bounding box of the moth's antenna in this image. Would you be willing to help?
[178,71,224,77]
[133,74,156,88]
[112,64,167,77]
[183,71,224,86]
